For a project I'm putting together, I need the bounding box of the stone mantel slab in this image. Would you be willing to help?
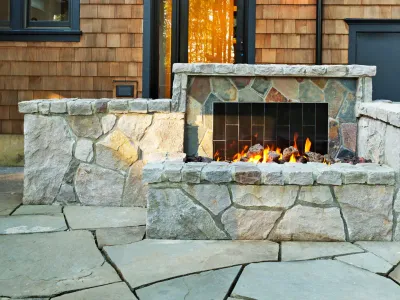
[357,102,400,128]
[173,63,377,78]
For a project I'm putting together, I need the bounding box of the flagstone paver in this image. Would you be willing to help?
[0,167,23,193]
[0,214,67,234]
[335,252,394,274]
[390,264,400,284]
[0,193,21,216]
[355,242,400,265]
[12,205,62,215]
[104,239,278,289]
[64,206,146,230]
[96,226,145,248]
[281,242,364,261]
[52,282,137,300]
[232,260,400,300]
[136,266,241,300]
[0,231,120,298]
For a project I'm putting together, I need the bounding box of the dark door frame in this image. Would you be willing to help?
[142,0,256,98]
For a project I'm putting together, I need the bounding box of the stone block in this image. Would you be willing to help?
[67,100,93,115]
[347,65,376,77]
[258,163,284,185]
[122,161,148,207]
[254,65,284,76]
[232,164,261,184]
[325,65,347,77]
[305,65,327,76]
[91,99,109,113]
[201,162,232,183]
[298,186,334,205]
[74,138,93,162]
[148,99,171,112]
[50,100,67,114]
[356,163,395,185]
[234,64,255,75]
[214,63,234,74]
[363,77,373,102]
[282,163,314,185]
[101,114,116,134]
[128,99,148,113]
[164,162,184,182]
[312,164,342,185]
[142,163,165,183]
[182,162,206,183]
[18,100,40,114]
[394,190,400,213]
[357,117,386,164]
[283,65,307,76]
[108,100,128,113]
[384,125,400,173]
[193,63,215,74]
[38,101,50,115]
[386,104,400,127]
[172,63,192,73]
[331,164,367,184]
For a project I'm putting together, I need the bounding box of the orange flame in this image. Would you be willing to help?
[305,138,312,153]
[289,153,297,163]
[262,145,270,163]
[276,148,283,160]
[293,132,299,150]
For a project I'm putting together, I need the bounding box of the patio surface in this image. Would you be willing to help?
[0,167,399,300]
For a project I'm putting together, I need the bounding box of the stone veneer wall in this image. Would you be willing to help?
[18,98,184,207]
[144,161,398,241]
[170,64,376,160]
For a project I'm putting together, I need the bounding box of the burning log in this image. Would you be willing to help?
[282,146,299,162]
[267,151,281,163]
[246,144,264,158]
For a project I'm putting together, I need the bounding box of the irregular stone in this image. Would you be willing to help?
[282,163,314,185]
[384,124,400,173]
[335,185,394,241]
[265,87,288,102]
[104,239,278,289]
[67,100,92,115]
[273,78,299,100]
[118,114,153,142]
[299,79,324,102]
[203,93,222,130]
[67,115,102,139]
[74,163,125,206]
[232,77,252,89]
[64,206,146,230]
[96,227,145,249]
[212,77,237,101]
[136,266,240,300]
[198,129,213,158]
[96,130,139,171]
[0,193,21,216]
[12,205,61,215]
[232,164,261,184]
[0,214,66,234]
[298,186,334,205]
[311,78,328,89]
[0,231,120,298]
[123,161,148,207]
[188,77,211,104]
[24,115,75,204]
[395,216,400,242]
[354,242,400,265]
[258,163,284,185]
[325,80,347,118]
[91,99,109,113]
[108,99,128,113]
[231,185,298,208]
[338,92,356,123]
[221,207,282,239]
[74,138,93,162]
[201,163,232,183]
[142,163,164,183]
[329,117,340,157]
[341,123,357,153]
[140,113,185,154]
[146,188,227,239]
[163,162,184,182]
[282,242,363,261]
[186,96,203,126]
[270,206,345,241]
[312,164,342,185]
[52,282,137,300]
[336,252,393,274]
[357,117,386,164]
[50,100,67,114]
[238,88,263,102]
[182,162,206,183]
[251,77,272,95]
[389,264,400,284]
[148,99,171,112]
[55,183,77,204]
[101,114,117,134]
[128,99,148,113]
[356,163,395,185]
[232,260,400,300]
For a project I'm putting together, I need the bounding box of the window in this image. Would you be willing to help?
[0,0,81,41]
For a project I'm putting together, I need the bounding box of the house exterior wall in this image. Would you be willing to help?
[0,0,143,135]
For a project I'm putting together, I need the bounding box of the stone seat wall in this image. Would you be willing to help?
[144,161,398,241]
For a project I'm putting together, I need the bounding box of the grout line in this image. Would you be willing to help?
[224,264,246,300]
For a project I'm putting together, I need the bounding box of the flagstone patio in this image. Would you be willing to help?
[0,167,399,300]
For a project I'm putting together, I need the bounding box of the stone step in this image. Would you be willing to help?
[0,214,67,234]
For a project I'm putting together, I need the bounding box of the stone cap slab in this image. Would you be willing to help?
[18,98,173,115]
[357,102,400,128]
[172,63,376,78]
[143,162,395,186]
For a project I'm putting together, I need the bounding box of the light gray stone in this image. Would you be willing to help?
[0,214,66,234]
[183,184,231,215]
[108,100,128,113]
[104,239,278,289]
[283,65,307,76]
[91,99,109,113]
[395,217,400,241]
[148,99,171,112]
[128,99,148,113]
[306,65,327,76]
[331,163,367,184]
[55,183,77,204]
[281,242,363,261]
[354,242,400,265]
[96,130,139,171]
[395,190,400,213]
[313,164,342,185]
[254,64,284,76]
[201,163,232,183]
[258,163,284,185]
[123,161,148,207]
[117,114,153,142]
[325,65,348,77]
[12,205,61,215]
[172,63,191,73]
[384,125,400,173]
[182,162,206,183]
[298,186,334,205]
[23,115,75,204]
[269,206,345,241]
[0,193,21,216]
[335,252,393,274]
[74,163,125,206]
[74,138,93,162]
[238,88,263,102]
[282,163,314,185]
[67,115,103,139]
[214,63,235,74]
[348,65,377,77]
[96,227,145,249]
[18,100,40,113]
[67,100,93,115]
[136,266,240,300]
[389,264,400,284]
[142,163,164,183]
[221,207,282,240]
[357,117,386,164]
[232,260,400,300]
[101,114,116,134]
[50,100,67,114]
[164,162,184,182]
[0,231,120,298]
[146,188,228,239]
[356,163,395,185]
[335,185,394,241]
[232,164,261,184]
[64,206,146,230]
[38,101,50,115]
[386,104,400,127]
[231,185,298,209]
[52,282,137,300]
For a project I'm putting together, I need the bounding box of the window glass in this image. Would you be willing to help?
[0,0,10,21]
[29,0,69,22]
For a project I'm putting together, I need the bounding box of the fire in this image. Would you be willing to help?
[262,145,270,163]
[276,148,282,160]
[232,145,248,162]
[305,138,312,153]
[293,132,299,150]
[214,150,221,161]
[289,153,297,163]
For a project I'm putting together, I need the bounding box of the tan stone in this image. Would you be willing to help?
[186,96,203,126]
[117,114,153,143]
[198,129,213,158]
[273,78,299,100]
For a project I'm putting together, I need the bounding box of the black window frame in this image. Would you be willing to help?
[0,0,81,42]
